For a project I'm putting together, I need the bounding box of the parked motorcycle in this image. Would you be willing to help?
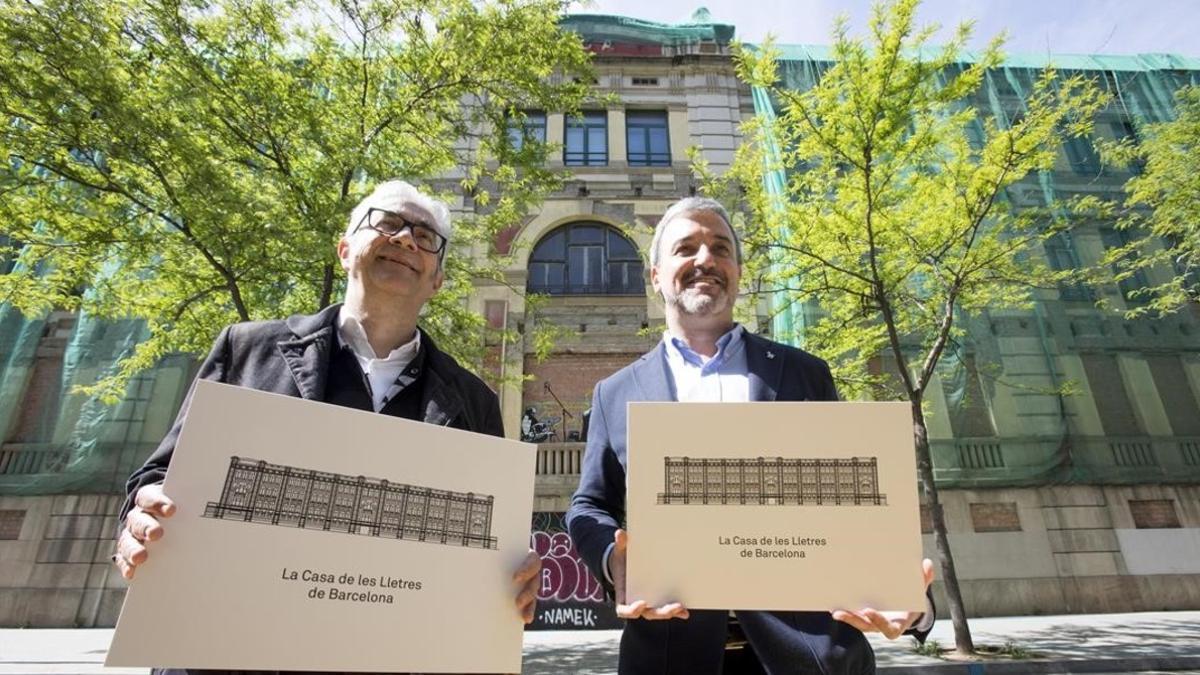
[521,407,561,443]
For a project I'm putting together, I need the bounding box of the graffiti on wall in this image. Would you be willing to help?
[528,512,621,630]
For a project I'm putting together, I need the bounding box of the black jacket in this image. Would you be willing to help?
[122,304,503,521]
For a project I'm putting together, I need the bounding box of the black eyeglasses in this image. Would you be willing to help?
[355,207,447,255]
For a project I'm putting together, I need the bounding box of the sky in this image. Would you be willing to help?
[567,0,1200,58]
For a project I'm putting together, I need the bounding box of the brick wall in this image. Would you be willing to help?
[1129,499,1182,528]
[0,510,24,539]
[970,502,1022,532]
[523,352,643,438]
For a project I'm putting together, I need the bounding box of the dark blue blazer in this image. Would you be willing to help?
[567,332,838,577]
[566,332,928,674]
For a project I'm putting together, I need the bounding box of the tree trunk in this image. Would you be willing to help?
[319,263,335,309]
[911,398,975,655]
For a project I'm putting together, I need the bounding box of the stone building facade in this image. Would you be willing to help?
[0,11,1198,628]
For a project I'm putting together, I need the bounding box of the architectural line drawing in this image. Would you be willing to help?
[203,456,497,549]
[657,456,887,506]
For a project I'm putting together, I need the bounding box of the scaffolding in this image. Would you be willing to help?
[748,45,1200,488]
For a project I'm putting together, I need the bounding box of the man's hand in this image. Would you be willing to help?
[612,529,689,621]
[832,558,935,640]
[113,484,176,581]
[513,549,541,624]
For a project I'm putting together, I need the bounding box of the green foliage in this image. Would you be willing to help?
[706,0,1108,404]
[1091,85,1200,317]
[0,0,593,401]
[909,637,943,657]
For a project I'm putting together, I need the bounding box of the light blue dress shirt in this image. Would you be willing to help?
[662,324,750,403]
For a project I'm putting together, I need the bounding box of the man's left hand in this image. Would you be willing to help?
[513,549,541,624]
[832,558,935,640]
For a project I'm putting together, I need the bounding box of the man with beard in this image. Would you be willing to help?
[566,197,934,674]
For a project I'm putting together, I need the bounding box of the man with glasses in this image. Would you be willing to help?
[114,181,542,673]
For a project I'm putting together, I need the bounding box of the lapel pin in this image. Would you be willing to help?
[766,351,775,360]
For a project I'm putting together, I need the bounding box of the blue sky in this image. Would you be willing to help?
[568,0,1200,57]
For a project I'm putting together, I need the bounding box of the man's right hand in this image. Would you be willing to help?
[113,484,176,580]
[611,528,689,621]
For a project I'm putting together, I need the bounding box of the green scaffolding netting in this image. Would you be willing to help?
[560,11,735,47]
[0,245,190,495]
[751,46,1200,488]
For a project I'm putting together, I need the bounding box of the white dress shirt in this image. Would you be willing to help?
[336,310,421,412]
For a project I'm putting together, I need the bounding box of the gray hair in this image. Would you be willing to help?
[649,196,742,267]
[345,180,453,244]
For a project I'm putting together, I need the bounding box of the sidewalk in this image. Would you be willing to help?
[2,611,1198,674]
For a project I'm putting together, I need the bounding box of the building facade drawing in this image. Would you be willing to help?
[657,456,886,506]
[203,457,497,550]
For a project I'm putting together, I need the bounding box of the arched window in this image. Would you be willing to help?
[527,223,644,295]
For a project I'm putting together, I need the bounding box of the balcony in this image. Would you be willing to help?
[525,436,1200,493]
[536,443,584,476]
[930,435,1200,487]
[0,442,155,495]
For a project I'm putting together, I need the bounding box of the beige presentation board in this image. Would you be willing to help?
[107,380,536,673]
[626,401,926,613]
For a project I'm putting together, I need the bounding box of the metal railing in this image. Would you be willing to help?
[956,441,1005,469]
[0,443,69,475]
[536,444,584,476]
[0,441,155,495]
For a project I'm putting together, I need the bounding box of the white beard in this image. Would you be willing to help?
[665,284,729,316]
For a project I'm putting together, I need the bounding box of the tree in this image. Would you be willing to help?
[1092,85,1200,317]
[704,0,1107,655]
[0,0,592,400]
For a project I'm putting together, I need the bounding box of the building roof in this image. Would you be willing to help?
[560,9,736,48]
[761,43,1200,72]
[560,9,1198,72]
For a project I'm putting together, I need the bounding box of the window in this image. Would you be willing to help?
[965,118,986,150]
[1146,355,1200,436]
[1044,232,1094,302]
[1109,118,1144,174]
[946,355,995,438]
[528,223,643,295]
[1063,134,1101,176]
[506,110,546,151]
[631,77,659,86]
[626,111,670,166]
[104,373,155,445]
[1080,353,1143,437]
[1164,233,1199,298]
[564,111,607,166]
[1100,227,1152,305]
